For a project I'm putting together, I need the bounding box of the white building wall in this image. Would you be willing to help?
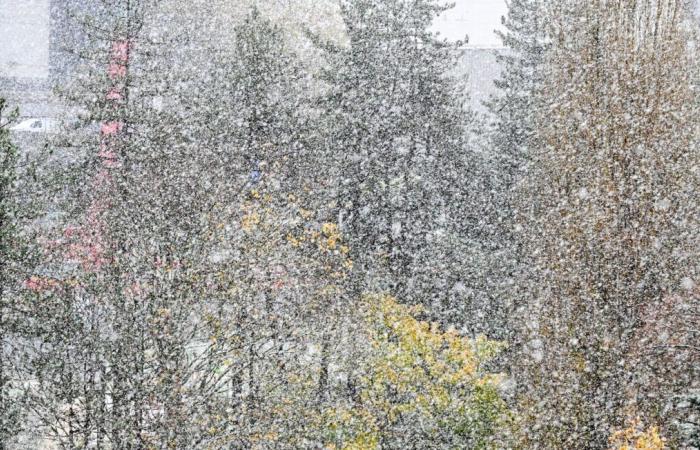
[0,0,51,79]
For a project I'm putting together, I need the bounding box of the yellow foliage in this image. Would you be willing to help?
[609,418,665,450]
[322,296,509,449]
[321,222,342,250]
[321,222,338,236]
[365,297,502,391]
[241,211,261,231]
[287,234,303,247]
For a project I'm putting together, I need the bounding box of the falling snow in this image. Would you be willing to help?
[0,0,699,449]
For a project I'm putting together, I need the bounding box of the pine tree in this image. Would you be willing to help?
[487,0,547,184]
[19,2,180,446]
[481,0,549,344]
[314,0,477,323]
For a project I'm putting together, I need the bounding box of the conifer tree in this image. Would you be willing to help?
[487,0,547,184]
[314,0,479,325]
[484,0,549,344]
[19,2,182,446]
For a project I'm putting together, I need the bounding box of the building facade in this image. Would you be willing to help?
[0,0,91,117]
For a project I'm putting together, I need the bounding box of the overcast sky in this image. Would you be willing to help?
[433,0,507,48]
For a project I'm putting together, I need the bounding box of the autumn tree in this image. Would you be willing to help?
[609,418,666,450]
[625,285,700,447]
[179,12,362,445]
[516,0,700,447]
[320,296,512,449]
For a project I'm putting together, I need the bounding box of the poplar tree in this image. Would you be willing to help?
[517,1,700,447]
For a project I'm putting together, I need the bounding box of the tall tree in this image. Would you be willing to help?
[21,3,360,447]
[314,0,480,325]
[487,0,547,184]
[484,0,549,345]
[0,99,21,450]
[19,2,181,447]
[516,0,700,447]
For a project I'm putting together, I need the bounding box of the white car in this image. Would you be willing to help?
[11,118,59,133]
